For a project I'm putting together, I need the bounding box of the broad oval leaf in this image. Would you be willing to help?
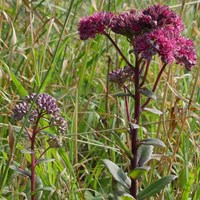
[144,107,163,115]
[129,166,151,180]
[140,138,166,148]
[137,145,154,166]
[102,159,131,189]
[137,175,177,200]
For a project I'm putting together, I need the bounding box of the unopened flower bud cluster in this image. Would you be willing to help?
[12,93,67,134]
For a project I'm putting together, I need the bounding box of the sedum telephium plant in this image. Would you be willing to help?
[11,93,67,200]
[79,4,196,200]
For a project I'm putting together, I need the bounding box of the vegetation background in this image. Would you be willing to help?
[0,0,199,199]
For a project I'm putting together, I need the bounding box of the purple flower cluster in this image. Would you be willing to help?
[140,4,184,33]
[12,93,67,133]
[111,10,141,38]
[78,4,196,70]
[78,12,114,40]
[108,65,135,85]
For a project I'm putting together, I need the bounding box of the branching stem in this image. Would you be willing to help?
[104,32,135,71]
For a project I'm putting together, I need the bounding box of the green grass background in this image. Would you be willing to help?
[0,0,199,199]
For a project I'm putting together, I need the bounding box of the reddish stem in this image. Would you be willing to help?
[30,113,42,200]
[139,61,150,88]
[130,55,141,198]
[104,32,135,71]
[31,135,36,200]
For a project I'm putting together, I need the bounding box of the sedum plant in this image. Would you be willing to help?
[78,4,196,200]
[11,93,67,200]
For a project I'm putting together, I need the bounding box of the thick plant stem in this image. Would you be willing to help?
[130,55,141,199]
[31,136,36,200]
[30,114,41,200]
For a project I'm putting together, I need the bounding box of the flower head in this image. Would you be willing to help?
[139,4,184,33]
[47,136,63,148]
[111,10,141,38]
[78,12,114,40]
[108,65,135,86]
[37,93,60,115]
[174,37,197,70]
[12,101,30,121]
[12,93,68,133]
[134,29,176,63]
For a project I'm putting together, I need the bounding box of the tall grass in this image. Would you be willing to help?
[0,0,199,199]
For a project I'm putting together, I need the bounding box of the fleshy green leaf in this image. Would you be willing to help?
[129,123,140,129]
[140,138,166,148]
[9,165,30,177]
[144,107,163,115]
[140,88,156,100]
[103,159,131,189]
[137,145,154,166]
[36,158,55,165]
[129,166,151,180]
[137,175,177,200]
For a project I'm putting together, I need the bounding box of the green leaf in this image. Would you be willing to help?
[129,166,151,180]
[36,158,55,165]
[28,176,43,200]
[103,159,131,189]
[120,194,136,200]
[137,145,154,166]
[129,123,140,129]
[137,175,177,200]
[144,107,163,115]
[20,149,33,154]
[10,71,28,97]
[9,165,30,177]
[84,191,103,200]
[1,61,28,97]
[112,132,133,159]
[140,138,166,148]
[140,88,156,100]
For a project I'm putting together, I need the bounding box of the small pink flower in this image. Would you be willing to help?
[78,12,114,40]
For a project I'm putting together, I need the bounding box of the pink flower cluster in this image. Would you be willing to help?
[78,4,197,70]
[78,12,114,40]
